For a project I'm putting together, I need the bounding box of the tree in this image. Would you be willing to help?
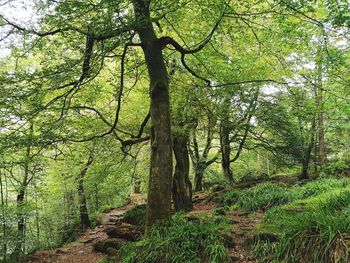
[189,112,219,192]
[1,0,348,245]
[170,71,193,211]
[219,87,260,183]
[0,0,224,230]
[131,0,173,227]
[256,87,318,180]
[77,153,93,230]
[14,127,32,256]
[172,128,192,211]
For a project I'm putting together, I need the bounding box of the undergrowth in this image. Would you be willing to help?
[253,190,350,263]
[98,258,115,263]
[119,213,229,263]
[219,178,349,212]
[323,155,350,176]
[122,204,146,227]
[291,178,349,199]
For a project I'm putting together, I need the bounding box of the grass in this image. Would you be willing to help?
[117,177,350,263]
[119,213,229,263]
[122,204,146,227]
[97,258,115,263]
[220,182,294,211]
[219,178,349,212]
[290,178,349,199]
[253,190,350,263]
[235,183,292,211]
[215,177,350,262]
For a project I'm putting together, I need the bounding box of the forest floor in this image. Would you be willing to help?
[26,202,139,263]
[192,192,261,263]
[26,190,265,263]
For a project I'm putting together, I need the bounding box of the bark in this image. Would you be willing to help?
[316,48,326,166]
[94,183,100,210]
[313,134,318,172]
[220,120,234,184]
[133,179,141,194]
[317,83,326,165]
[35,191,40,247]
[0,169,6,260]
[220,96,234,184]
[189,114,218,192]
[64,191,75,232]
[133,0,173,229]
[172,133,193,211]
[194,163,205,192]
[14,138,31,256]
[219,91,258,184]
[301,159,310,180]
[77,155,93,230]
[300,118,316,180]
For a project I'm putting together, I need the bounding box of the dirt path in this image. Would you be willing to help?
[192,192,262,263]
[226,211,262,262]
[27,192,262,263]
[26,201,139,263]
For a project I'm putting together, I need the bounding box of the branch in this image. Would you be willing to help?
[1,14,135,42]
[202,114,217,159]
[180,53,211,85]
[190,129,200,162]
[206,150,220,166]
[80,35,94,81]
[279,0,324,28]
[157,5,226,85]
[1,15,69,36]
[69,42,141,142]
[69,105,150,153]
[134,112,150,138]
[230,90,259,163]
[56,35,95,120]
[69,105,113,127]
[92,25,134,41]
[158,4,224,54]
[229,124,250,163]
[212,79,288,87]
[120,136,150,153]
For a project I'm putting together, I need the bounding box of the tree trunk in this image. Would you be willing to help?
[35,191,40,248]
[94,183,100,210]
[0,169,7,260]
[219,91,258,184]
[300,118,316,180]
[316,48,326,166]
[16,188,26,254]
[301,160,309,180]
[194,163,205,192]
[314,134,318,172]
[220,121,234,184]
[133,179,141,194]
[317,86,326,165]
[64,191,75,233]
[189,115,218,192]
[77,155,93,230]
[172,133,192,211]
[133,0,173,230]
[14,139,31,256]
